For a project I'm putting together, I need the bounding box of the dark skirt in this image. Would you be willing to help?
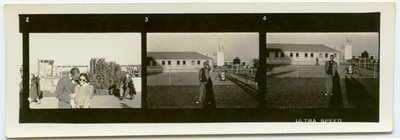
[29,78,40,99]
[204,78,216,108]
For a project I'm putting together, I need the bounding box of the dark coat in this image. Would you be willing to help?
[54,75,76,108]
[199,66,211,83]
[30,77,41,100]
[324,61,338,77]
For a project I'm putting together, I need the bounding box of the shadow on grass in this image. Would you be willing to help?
[345,76,378,108]
[329,72,343,108]
[203,78,216,109]
[227,75,258,100]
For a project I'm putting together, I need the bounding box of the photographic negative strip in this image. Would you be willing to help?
[4,3,395,138]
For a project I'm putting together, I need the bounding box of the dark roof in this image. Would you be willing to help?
[267,44,340,52]
[147,52,213,60]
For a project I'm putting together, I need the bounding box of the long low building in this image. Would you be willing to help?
[267,43,341,65]
[147,52,213,73]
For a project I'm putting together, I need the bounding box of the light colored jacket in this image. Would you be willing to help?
[74,84,94,108]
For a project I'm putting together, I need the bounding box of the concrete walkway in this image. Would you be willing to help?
[29,92,141,109]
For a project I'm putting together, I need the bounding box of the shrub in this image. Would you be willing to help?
[87,60,125,92]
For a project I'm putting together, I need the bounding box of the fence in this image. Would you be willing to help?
[267,60,379,78]
[147,68,258,86]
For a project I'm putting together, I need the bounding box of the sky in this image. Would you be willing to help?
[147,33,259,61]
[30,33,141,72]
[267,33,379,56]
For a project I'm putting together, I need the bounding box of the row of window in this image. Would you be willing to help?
[148,60,204,66]
[267,52,337,58]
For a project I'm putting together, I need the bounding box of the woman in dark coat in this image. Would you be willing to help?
[203,63,216,108]
[28,73,41,104]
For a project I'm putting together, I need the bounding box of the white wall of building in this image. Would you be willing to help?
[267,51,340,65]
[148,59,213,72]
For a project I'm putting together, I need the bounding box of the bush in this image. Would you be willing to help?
[87,60,125,91]
[93,89,109,96]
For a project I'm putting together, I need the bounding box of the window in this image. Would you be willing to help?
[311,53,314,57]
[162,61,165,65]
[290,53,293,57]
[153,61,156,66]
[197,60,200,65]
[334,53,337,58]
[266,52,269,58]
[275,52,279,58]
[305,53,308,57]
[319,53,322,58]
[168,61,171,65]
[191,60,195,65]
[147,60,151,66]
[296,53,299,57]
[281,52,284,58]
[177,60,180,65]
[183,60,186,65]
[325,53,328,58]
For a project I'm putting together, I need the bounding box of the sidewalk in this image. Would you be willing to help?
[29,92,141,109]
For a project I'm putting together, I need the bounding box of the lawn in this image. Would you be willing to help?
[266,77,379,108]
[146,84,259,108]
[147,74,379,109]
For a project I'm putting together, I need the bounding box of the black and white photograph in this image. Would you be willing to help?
[3,3,395,138]
[266,33,379,110]
[147,33,259,108]
[24,33,142,109]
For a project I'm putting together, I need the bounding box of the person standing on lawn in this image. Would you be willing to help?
[197,61,211,104]
[324,55,338,96]
[54,67,80,108]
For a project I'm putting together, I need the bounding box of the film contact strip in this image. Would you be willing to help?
[20,13,380,123]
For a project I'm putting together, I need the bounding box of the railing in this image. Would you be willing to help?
[147,68,258,86]
[267,60,379,78]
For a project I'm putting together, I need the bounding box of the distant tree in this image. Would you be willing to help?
[361,50,369,59]
[253,59,259,68]
[233,57,241,65]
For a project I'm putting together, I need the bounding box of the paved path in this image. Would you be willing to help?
[30,92,141,109]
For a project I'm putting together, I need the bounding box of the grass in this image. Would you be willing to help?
[147,84,258,108]
[147,76,379,108]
